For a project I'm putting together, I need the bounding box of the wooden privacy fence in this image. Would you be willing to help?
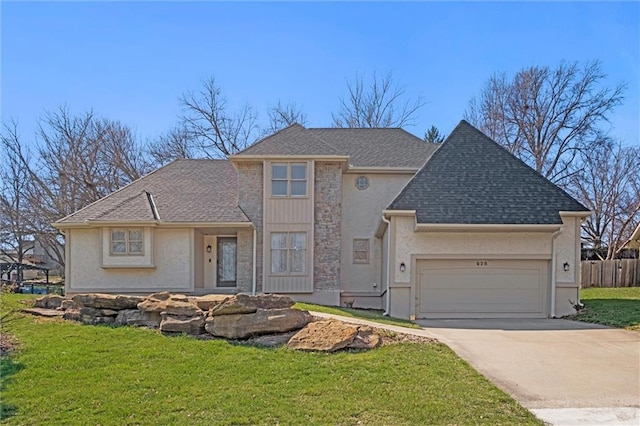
[581,259,640,288]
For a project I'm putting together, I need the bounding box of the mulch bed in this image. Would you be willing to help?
[0,332,19,356]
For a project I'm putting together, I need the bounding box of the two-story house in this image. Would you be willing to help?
[54,121,590,319]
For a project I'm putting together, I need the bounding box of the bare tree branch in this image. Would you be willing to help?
[332,71,425,128]
[265,101,307,134]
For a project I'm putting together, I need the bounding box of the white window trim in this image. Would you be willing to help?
[270,162,308,198]
[110,228,145,256]
[270,231,308,276]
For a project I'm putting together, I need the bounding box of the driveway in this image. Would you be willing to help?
[416,318,640,425]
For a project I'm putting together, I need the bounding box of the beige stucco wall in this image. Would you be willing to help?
[388,214,584,319]
[66,227,194,294]
[340,173,411,294]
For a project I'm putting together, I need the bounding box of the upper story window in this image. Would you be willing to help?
[110,228,144,255]
[271,163,307,197]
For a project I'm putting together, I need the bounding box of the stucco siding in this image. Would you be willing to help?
[66,227,193,293]
[340,173,411,294]
[392,216,554,283]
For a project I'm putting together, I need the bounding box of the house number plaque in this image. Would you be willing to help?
[476,261,488,266]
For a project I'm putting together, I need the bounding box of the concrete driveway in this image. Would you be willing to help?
[416,318,640,425]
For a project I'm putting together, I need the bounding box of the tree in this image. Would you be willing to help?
[572,143,640,259]
[0,120,35,281]
[2,107,150,269]
[332,71,425,128]
[179,76,258,157]
[424,125,445,143]
[465,61,625,186]
[265,101,307,134]
[146,125,198,166]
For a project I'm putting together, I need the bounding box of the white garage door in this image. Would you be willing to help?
[417,259,548,318]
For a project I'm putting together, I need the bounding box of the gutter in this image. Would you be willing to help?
[382,214,392,316]
[550,228,563,318]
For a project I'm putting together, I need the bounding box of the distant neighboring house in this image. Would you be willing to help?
[53,121,590,319]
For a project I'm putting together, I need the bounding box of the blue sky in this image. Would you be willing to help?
[2,2,639,146]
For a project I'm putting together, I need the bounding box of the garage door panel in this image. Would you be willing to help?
[418,260,547,317]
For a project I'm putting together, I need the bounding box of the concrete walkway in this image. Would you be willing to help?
[311,312,640,426]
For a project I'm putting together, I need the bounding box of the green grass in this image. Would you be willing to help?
[294,302,422,329]
[566,287,640,331]
[0,293,540,425]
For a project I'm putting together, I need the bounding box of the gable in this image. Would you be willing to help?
[388,120,589,225]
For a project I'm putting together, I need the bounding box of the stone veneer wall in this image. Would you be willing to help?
[236,162,263,292]
[236,229,253,293]
[314,162,342,293]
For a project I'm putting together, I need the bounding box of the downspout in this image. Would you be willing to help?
[382,214,391,316]
[550,229,563,318]
[252,227,257,295]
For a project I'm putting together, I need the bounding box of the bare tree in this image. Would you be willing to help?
[424,125,446,143]
[332,71,425,128]
[0,121,35,281]
[180,76,258,157]
[466,61,625,186]
[571,143,640,259]
[265,101,307,134]
[146,125,198,166]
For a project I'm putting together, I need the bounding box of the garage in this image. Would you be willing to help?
[417,259,549,318]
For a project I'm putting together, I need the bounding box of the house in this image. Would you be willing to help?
[53,121,590,319]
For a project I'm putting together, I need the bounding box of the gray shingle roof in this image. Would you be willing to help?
[388,120,589,225]
[56,160,249,224]
[236,124,437,168]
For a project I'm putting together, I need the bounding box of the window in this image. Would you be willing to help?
[355,176,369,190]
[110,229,144,255]
[353,239,370,264]
[271,163,307,197]
[271,232,307,274]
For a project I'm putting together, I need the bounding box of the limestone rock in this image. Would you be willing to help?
[210,293,294,316]
[34,295,66,309]
[79,307,119,317]
[59,299,78,311]
[347,326,381,350]
[160,313,205,335]
[63,309,81,321]
[205,308,311,339]
[72,294,144,310]
[287,320,358,352]
[137,293,200,316]
[191,294,228,311]
[162,298,202,316]
[115,309,161,328]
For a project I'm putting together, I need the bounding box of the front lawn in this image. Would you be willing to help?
[294,302,421,329]
[0,294,540,425]
[566,287,640,331]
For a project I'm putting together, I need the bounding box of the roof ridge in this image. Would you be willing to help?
[93,191,153,221]
[235,123,306,155]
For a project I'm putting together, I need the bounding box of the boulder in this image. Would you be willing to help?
[63,309,81,321]
[79,307,119,317]
[347,326,381,350]
[210,293,294,316]
[34,295,66,309]
[205,308,311,339]
[72,294,144,310]
[115,309,162,328]
[59,299,78,311]
[160,313,205,335]
[82,315,116,326]
[162,298,202,316]
[191,294,228,311]
[137,293,200,316]
[287,320,358,352]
